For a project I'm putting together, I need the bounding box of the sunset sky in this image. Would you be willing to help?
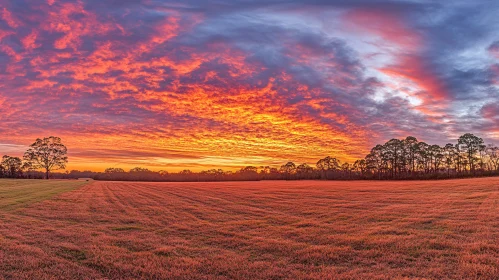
[1,0,499,172]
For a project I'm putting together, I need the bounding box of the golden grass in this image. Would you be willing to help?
[0,178,498,279]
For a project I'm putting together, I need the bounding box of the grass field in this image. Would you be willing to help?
[0,179,88,211]
[1,179,498,279]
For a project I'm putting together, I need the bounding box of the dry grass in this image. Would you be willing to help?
[0,179,88,211]
[1,178,498,279]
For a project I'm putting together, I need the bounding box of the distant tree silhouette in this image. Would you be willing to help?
[458,133,484,173]
[105,168,125,173]
[443,143,455,175]
[405,136,418,173]
[366,145,384,179]
[486,144,499,171]
[238,166,259,180]
[201,169,224,176]
[23,136,68,179]
[241,166,258,173]
[296,163,313,174]
[383,139,402,177]
[280,162,296,174]
[341,162,350,172]
[130,167,150,173]
[353,159,367,175]
[316,156,340,171]
[1,155,23,178]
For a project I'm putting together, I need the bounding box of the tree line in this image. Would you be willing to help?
[3,133,499,181]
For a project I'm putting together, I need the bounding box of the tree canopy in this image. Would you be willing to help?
[23,136,68,179]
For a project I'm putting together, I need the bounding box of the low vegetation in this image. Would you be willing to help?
[1,179,498,279]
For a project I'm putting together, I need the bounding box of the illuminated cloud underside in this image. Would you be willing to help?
[0,0,498,171]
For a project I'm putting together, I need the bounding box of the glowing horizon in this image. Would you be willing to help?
[1,0,499,172]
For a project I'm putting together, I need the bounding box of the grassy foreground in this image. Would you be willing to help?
[1,178,498,279]
[0,179,88,211]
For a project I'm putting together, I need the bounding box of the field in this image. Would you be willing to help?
[0,179,498,279]
[0,179,88,211]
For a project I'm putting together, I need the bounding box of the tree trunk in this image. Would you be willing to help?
[46,169,49,180]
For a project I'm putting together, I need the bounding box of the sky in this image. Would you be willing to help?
[0,0,499,172]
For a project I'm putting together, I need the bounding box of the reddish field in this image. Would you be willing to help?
[1,179,499,279]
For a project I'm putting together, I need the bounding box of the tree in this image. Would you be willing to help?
[23,137,68,179]
[316,156,340,179]
[478,143,487,170]
[238,166,259,180]
[130,167,151,173]
[416,142,430,173]
[365,145,384,178]
[341,162,351,178]
[458,133,484,172]
[280,162,296,175]
[260,166,271,174]
[443,143,456,175]
[341,162,350,172]
[105,167,125,173]
[404,136,418,173]
[316,156,340,171]
[200,169,225,180]
[353,159,367,174]
[240,166,258,174]
[296,163,313,174]
[383,139,403,177]
[486,144,499,171]
[1,155,23,178]
[428,145,443,172]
